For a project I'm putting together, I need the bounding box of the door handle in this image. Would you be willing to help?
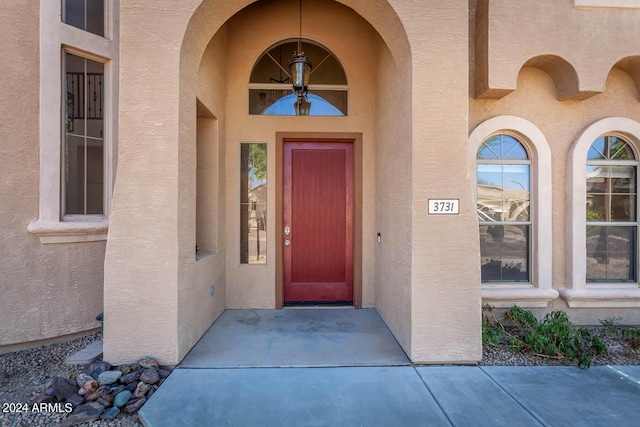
[284,226,291,236]
[284,239,291,247]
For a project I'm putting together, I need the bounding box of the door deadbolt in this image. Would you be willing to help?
[284,239,291,247]
[284,226,291,236]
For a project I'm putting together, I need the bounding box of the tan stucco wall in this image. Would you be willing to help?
[374,25,413,355]
[104,1,193,364]
[401,0,482,363]
[177,28,229,362]
[0,0,105,351]
[475,0,640,99]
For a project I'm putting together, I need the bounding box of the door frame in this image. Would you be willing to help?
[276,132,363,308]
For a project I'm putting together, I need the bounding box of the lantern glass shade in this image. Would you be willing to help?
[289,53,312,96]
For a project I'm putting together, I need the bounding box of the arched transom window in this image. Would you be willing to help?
[477,134,531,282]
[249,40,347,116]
[586,135,638,282]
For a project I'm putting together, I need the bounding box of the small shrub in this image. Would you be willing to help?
[600,318,640,350]
[591,336,607,355]
[622,327,640,350]
[502,305,605,368]
[600,318,622,337]
[507,336,523,353]
[482,305,502,347]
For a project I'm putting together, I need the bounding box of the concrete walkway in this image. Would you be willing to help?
[139,309,640,427]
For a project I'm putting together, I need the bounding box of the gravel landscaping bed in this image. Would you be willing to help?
[481,327,640,367]
[0,333,139,427]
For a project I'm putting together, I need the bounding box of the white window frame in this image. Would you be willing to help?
[469,116,558,307]
[563,117,640,307]
[28,0,119,243]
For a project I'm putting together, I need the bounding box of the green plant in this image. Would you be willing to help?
[507,336,523,353]
[590,335,608,355]
[482,304,502,347]
[622,328,640,349]
[600,318,640,350]
[600,317,622,337]
[503,305,605,368]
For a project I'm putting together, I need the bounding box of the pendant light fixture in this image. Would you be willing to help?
[289,0,312,115]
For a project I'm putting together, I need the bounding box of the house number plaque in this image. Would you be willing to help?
[428,199,459,215]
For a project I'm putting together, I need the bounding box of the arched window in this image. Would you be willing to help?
[249,40,347,116]
[477,134,531,282]
[563,117,640,308]
[469,116,556,307]
[586,135,638,282]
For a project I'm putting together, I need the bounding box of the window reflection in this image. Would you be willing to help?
[64,52,104,215]
[62,0,105,37]
[586,135,637,282]
[480,225,529,282]
[587,226,636,281]
[477,134,531,282]
[478,135,528,160]
[248,40,347,116]
[257,93,345,116]
[586,165,636,222]
[240,143,267,264]
[477,164,530,222]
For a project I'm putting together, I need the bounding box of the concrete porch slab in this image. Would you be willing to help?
[139,367,449,427]
[179,309,410,368]
[481,366,640,427]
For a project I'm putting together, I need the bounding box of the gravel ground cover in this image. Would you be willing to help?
[1,327,639,426]
[481,327,640,367]
[0,332,139,427]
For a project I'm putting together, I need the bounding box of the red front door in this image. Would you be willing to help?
[283,142,353,303]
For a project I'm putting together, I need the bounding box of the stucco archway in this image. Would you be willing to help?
[107,0,480,366]
[182,0,413,356]
[105,0,414,365]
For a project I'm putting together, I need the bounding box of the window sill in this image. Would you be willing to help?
[573,0,640,9]
[196,251,215,262]
[560,287,640,308]
[482,287,559,308]
[28,219,108,244]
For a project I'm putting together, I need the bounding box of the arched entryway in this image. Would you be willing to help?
[106,0,485,367]
[177,0,414,362]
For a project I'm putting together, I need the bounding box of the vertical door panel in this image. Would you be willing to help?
[284,142,353,303]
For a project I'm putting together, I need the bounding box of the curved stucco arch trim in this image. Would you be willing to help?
[182,0,410,73]
[611,56,640,101]
[563,117,640,307]
[521,55,600,101]
[469,115,557,307]
[479,54,602,101]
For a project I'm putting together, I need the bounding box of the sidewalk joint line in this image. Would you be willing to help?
[606,365,640,386]
[412,367,454,427]
[478,367,546,427]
